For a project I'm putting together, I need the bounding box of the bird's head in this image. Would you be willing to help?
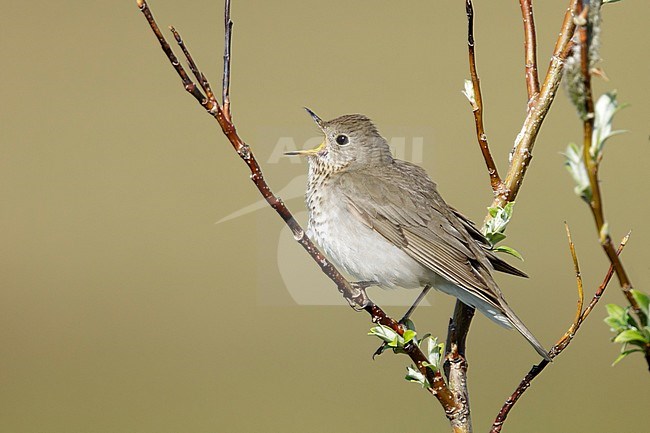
[285,108,393,172]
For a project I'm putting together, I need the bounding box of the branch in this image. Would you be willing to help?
[494,0,578,206]
[575,0,647,327]
[463,0,501,193]
[442,3,501,429]
[444,302,475,431]
[446,3,578,431]
[518,0,540,102]
[489,230,628,433]
[222,0,233,120]
[135,0,461,418]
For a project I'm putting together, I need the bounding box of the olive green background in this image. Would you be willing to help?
[2,1,648,432]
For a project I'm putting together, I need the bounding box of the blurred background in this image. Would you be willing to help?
[1,1,648,432]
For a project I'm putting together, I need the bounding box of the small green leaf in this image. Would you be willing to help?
[605,303,626,321]
[613,329,647,345]
[604,316,626,333]
[368,325,399,344]
[612,349,642,366]
[591,92,627,160]
[405,365,429,387]
[493,245,524,261]
[487,233,507,245]
[630,290,650,317]
[503,202,515,219]
[422,336,444,372]
[563,142,592,203]
[402,329,417,344]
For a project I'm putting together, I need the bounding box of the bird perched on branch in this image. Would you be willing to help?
[286,109,550,361]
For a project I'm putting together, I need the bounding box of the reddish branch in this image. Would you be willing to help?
[442,3,502,428]
[464,0,501,193]
[575,1,647,329]
[222,0,232,120]
[135,0,460,417]
[490,231,628,433]
[518,0,540,102]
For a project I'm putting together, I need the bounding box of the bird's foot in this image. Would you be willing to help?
[346,281,376,311]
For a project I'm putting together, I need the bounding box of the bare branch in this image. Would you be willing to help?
[464,0,501,192]
[136,0,211,109]
[169,27,217,105]
[518,0,540,101]
[490,232,628,433]
[565,223,584,336]
[495,0,578,205]
[136,0,460,416]
[575,0,646,326]
[222,0,233,120]
[580,232,629,321]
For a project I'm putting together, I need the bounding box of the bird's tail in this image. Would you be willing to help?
[499,300,552,362]
[433,279,551,361]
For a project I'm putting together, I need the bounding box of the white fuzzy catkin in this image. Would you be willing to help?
[563,0,603,120]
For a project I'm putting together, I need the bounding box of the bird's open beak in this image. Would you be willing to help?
[284,107,326,156]
[284,141,326,156]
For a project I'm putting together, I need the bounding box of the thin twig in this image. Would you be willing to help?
[136,0,211,109]
[170,27,216,105]
[222,0,233,121]
[565,223,584,337]
[518,0,540,102]
[575,0,646,327]
[580,232,629,321]
[464,0,501,192]
[490,232,628,433]
[136,0,460,416]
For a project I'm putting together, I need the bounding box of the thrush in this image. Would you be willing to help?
[286,109,550,361]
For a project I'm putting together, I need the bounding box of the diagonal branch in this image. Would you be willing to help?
[136,0,459,417]
[575,0,646,328]
[489,231,628,433]
[494,0,578,206]
[518,0,540,102]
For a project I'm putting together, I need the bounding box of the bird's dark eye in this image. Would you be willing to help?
[335,134,349,146]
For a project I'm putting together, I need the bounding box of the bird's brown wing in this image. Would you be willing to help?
[336,160,504,310]
[336,160,551,361]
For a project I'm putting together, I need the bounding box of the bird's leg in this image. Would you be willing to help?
[399,284,432,323]
[372,285,432,358]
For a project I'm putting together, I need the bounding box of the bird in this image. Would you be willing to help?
[285,109,550,361]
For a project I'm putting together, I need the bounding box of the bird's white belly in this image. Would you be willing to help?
[307,199,429,289]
